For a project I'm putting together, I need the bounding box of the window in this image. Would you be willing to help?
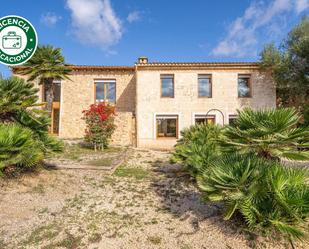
[95,79,116,103]
[238,74,251,97]
[43,80,61,102]
[161,74,174,98]
[195,115,215,125]
[198,74,212,97]
[229,115,238,126]
[53,81,61,102]
[156,115,178,138]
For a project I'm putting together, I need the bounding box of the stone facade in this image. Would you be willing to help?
[14,67,136,146]
[13,61,276,149]
[135,64,276,149]
[59,69,136,146]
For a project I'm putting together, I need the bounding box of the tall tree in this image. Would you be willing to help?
[18,45,71,113]
[260,16,309,125]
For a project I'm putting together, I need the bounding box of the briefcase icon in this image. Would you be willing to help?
[2,31,22,49]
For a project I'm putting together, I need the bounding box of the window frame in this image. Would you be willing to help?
[194,114,216,125]
[156,115,179,139]
[198,74,212,98]
[228,114,238,125]
[160,74,174,98]
[94,79,117,104]
[42,80,61,103]
[238,74,252,98]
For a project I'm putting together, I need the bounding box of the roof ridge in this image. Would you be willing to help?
[142,61,259,64]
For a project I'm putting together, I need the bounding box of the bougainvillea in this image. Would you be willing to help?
[82,102,116,150]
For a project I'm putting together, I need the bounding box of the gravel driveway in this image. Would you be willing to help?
[0,148,306,249]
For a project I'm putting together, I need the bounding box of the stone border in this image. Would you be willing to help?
[48,147,133,174]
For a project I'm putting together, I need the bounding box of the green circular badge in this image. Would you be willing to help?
[0,15,38,65]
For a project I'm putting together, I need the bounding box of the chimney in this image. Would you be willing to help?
[138,56,148,64]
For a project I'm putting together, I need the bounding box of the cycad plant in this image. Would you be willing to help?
[221,108,309,160]
[18,45,71,113]
[172,124,222,176]
[0,77,63,153]
[15,110,64,153]
[0,77,63,175]
[198,153,309,246]
[0,76,39,119]
[0,124,43,173]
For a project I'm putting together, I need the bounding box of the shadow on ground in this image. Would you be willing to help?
[149,159,252,242]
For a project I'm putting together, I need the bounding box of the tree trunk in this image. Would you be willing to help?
[44,78,54,115]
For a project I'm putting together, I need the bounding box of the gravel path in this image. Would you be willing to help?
[0,149,306,249]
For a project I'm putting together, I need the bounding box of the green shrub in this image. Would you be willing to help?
[0,77,64,154]
[0,124,43,173]
[198,153,309,244]
[172,124,222,176]
[221,108,309,160]
[0,77,63,175]
[14,109,64,153]
[0,76,39,118]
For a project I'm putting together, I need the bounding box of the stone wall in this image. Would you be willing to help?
[59,70,135,146]
[111,112,134,146]
[136,68,276,149]
[14,69,136,146]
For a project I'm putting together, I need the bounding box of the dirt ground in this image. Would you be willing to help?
[0,148,305,249]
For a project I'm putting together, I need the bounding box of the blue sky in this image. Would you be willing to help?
[1,0,308,77]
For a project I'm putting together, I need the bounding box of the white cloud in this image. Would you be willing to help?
[295,0,309,13]
[41,12,62,27]
[127,11,141,23]
[66,0,123,50]
[211,0,308,57]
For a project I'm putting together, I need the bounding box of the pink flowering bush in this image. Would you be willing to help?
[82,102,116,150]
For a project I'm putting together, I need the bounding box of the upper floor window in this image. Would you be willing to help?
[238,74,251,98]
[43,80,61,102]
[95,79,116,103]
[161,74,174,98]
[198,74,212,97]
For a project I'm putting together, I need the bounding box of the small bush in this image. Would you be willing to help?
[0,77,63,176]
[221,108,309,160]
[172,124,222,176]
[82,102,116,150]
[0,76,38,117]
[14,109,64,153]
[198,153,309,244]
[0,124,44,174]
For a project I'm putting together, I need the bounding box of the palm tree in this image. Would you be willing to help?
[0,123,44,172]
[0,76,39,120]
[18,45,71,113]
[221,108,309,161]
[0,77,64,154]
[198,153,309,247]
[172,124,222,176]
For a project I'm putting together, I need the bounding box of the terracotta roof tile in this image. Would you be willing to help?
[136,61,260,69]
[11,65,135,72]
[68,65,135,70]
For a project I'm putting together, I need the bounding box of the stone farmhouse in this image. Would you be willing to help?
[13,57,276,149]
